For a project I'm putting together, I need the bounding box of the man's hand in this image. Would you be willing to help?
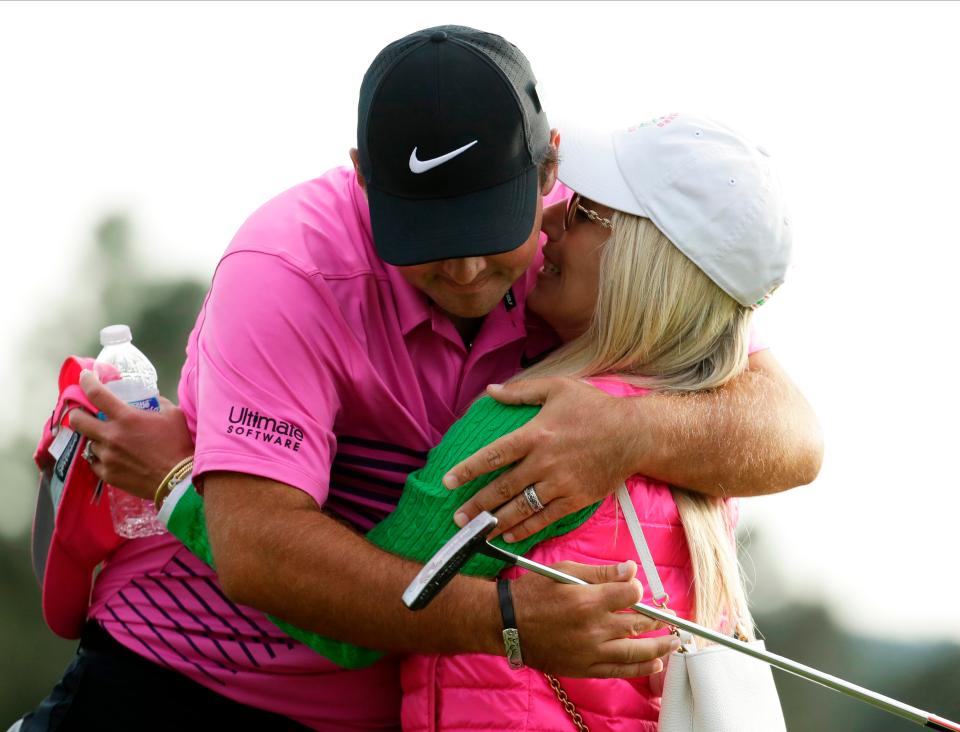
[68,369,195,498]
[444,378,632,543]
[512,559,678,677]
[446,351,823,541]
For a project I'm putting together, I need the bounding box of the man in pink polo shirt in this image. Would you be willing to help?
[28,25,822,732]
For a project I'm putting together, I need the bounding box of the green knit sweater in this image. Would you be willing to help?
[165,396,602,668]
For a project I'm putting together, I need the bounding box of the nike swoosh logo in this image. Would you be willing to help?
[409,140,478,174]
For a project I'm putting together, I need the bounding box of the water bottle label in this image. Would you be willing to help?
[97,395,161,420]
[129,396,161,412]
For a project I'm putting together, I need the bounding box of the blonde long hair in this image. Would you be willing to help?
[521,212,755,640]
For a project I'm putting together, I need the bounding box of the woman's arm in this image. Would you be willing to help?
[68,371,195,499]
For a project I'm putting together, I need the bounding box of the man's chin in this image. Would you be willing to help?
[431,289,507,319]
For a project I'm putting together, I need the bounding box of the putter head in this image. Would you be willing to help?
[402,511,499,610]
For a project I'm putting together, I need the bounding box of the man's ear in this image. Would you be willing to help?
[540,128,561,196]
[349,148,367,192]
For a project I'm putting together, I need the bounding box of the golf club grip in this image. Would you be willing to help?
[513,556,958,729]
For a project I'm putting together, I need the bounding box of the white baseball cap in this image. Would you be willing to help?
[558,112,792,308]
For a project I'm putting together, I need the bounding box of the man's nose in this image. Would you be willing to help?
[541,201,567,243]
[441,256,487,285]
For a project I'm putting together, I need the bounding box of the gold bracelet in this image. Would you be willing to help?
[154,456,194,511]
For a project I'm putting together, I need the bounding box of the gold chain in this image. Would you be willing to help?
[544,673,590,732]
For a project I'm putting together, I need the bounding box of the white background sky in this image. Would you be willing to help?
[3,1,959,644]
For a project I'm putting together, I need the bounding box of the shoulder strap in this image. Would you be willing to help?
[615,484,668,606]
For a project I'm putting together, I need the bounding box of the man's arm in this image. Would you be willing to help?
[203,472,679,678]
[447,349,823,541]
[69,373,679,677]
[631,349,822,495]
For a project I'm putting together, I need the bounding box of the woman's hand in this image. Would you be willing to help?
[444,377,643,542]
[68,369,196,499]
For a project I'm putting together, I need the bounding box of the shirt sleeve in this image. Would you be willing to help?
[192,250,346,507]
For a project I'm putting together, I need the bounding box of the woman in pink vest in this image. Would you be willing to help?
[395,112,791,731]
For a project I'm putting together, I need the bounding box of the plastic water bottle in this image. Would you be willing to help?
[94,324,166,538]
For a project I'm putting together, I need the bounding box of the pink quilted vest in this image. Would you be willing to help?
[400,378,713,732]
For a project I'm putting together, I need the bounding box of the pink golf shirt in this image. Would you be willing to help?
[88,167,570,730]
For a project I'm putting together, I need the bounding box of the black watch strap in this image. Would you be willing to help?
[497,577,523,670]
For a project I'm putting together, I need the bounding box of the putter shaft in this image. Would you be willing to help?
[480,542,959,731]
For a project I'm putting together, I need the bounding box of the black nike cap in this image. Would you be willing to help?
[357,25,550,266]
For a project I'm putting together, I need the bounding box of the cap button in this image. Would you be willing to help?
[430,31,448,42]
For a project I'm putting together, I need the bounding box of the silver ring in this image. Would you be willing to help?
[82,441,96,464]
[522,485,545,513]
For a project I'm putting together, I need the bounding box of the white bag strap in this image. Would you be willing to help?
[615,484,669,606]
